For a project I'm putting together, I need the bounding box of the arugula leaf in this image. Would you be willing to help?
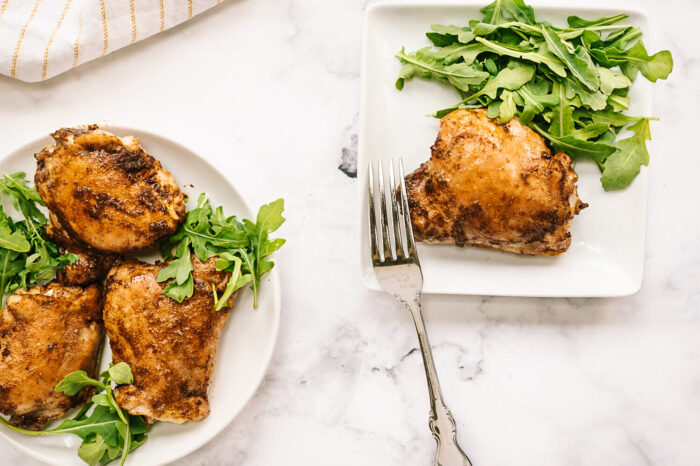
[481,0,507,25]
[604,27,643,51]
[563,76,608,111]
[590,111,640,127]
[436,62,535,117]
[78,433,110,465]
[107,362,134,385]
[54,406,123,446]
[597,67,632,95]
[618,41,674,82]
[212,254,251,311]
[601,118,653,190]
[162,274,194,303]
[542,24,600,91]
[571,122,611,141]
[470,21,542,38]
[516,81,559,125]
[475,37,566,77]
[566,14,628,29]
[0,215,30,252]
[429,24,475,44]
[484,57,499,74]
[157,238,195,302]
[533,124,616,162]
[435,43,490,64]
[91,394,112,407]
[497,90,517,123]
[501,0,536,25]
[243,199,286,308]
[481,0,536,25]
[550,83,574,137]
[396,48,489,92]
[607,92,630,112]
[55,371,105,396]
[0,173,77,303]
[580,30,601,49]
[0,249,25,298]
[256,198,286,235]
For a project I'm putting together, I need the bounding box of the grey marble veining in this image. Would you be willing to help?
[0,0,698,465]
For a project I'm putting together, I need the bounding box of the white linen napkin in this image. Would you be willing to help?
[0,0,220,82]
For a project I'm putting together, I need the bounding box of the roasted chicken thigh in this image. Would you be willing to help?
[0,283,103,430]
[405,109,586,255]
[103,258,233,423]
[34,125,186,254]
[46,213,119,286]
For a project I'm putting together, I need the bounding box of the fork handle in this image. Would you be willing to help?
[404,297,473,466]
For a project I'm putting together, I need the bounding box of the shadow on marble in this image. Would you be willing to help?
[419,293,638,327]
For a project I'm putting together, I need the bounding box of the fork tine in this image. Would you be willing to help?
[389,160,405,259]
[398,159,417,257]
[368,162,380,262]
[378,161,396,261]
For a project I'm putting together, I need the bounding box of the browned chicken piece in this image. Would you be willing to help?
[405,109,586,256]
[0,283,103,430]
[47,213,119,286]
[34,125,186,254]
[103,258,234,423]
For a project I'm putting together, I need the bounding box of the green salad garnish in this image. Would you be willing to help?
[0,172,77,303]
[157,194,285,309]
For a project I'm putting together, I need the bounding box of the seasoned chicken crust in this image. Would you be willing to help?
[46,212,119,286]
[405,109,586,256]
[0,283,103,430]
[104,258,234,423]
[34,125,186,254]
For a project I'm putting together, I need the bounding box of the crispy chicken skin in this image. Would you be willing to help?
[405,109,586,256]
[47,213,119,286]
[103,258,233,423]
[0,283,103,430]
[34,125,186,254]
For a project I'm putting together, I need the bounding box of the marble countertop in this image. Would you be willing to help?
[1,0,698,464]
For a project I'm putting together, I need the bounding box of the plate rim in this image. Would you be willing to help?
[0,122,282,465]
[358,0,651,298]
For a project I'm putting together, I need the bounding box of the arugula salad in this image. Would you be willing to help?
[395,0,673,190]
[157,194,285,310]
[0,173,77,302]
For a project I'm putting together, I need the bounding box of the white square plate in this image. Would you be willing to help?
[358,1,653,297]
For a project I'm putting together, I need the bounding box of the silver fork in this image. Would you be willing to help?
[368,159,472,466]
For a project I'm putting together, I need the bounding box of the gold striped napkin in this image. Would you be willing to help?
[0,0,221,82]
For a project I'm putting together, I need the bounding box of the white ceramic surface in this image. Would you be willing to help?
[1,0,698,465]
[359,1,651,297]
[0,125,281,466]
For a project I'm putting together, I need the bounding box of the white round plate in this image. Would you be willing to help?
[0,124,281,465]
